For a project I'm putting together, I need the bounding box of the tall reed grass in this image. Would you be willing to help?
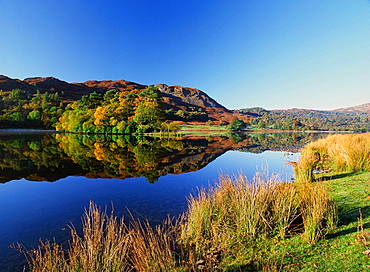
[295,133,370,182]
[181,172,336,263]
[298,182,337,242]
[16,202,181,272]
[17,172,336,271]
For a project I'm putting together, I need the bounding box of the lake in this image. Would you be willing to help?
[0,131,325,271]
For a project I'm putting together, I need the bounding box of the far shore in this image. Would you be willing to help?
[0,126,354,136]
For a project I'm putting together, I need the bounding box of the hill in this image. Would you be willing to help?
[271,105,370,118]
[0,75,239,123]
[239,104,370,119]
[237,105,370,132]
[334,103,370,114]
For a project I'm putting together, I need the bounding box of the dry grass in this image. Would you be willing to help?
[298,182,337,242]
[295,133,370,182]
[356,210,370,251]
[180,171,336,268]
[66,202,131,271]
[128,217,181,271]
[16,202,182,272]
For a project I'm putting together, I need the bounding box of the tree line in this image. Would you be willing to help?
[0,89,65,128]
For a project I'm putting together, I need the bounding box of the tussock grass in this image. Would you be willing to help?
[16,202,182,272]
[298,182,337,242]
[181,172,336,266]
[295,133,370,182]
[66,202,131,271]
[17,172,336,271]
[128,217,180,271]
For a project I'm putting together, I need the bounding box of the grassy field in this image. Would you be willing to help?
[180,124,229,136]
[179,171,370,271]
[286,133,370,270]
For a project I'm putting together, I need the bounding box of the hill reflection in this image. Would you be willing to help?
[0,132,325,183]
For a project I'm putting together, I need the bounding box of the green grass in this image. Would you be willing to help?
[179,124,271,136]
[276,171,370,271]
[181,124,226,130]
[180,124,229,136]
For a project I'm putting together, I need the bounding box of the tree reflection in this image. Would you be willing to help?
[0,132,326,183]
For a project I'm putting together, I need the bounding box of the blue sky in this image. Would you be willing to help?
[1,0,369,110]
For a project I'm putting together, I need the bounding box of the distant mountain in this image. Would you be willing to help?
[271,105,370,118]
[237,103,370,132]
[272,108,360,118]
[0,75,239,123]
[239,104,370,119]
[334,103,370,114]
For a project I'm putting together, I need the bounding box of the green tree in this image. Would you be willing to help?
[132,87,165,132]
[228,118,246,131]
[257,120,267,129]
[9,89,27,100]
[9,112,26,124]
[27,110,42,122]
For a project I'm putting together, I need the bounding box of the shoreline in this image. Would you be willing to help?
[0,129,60,135]
[0,127,355,136]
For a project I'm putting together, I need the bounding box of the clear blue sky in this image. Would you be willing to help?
[1,0,369,110]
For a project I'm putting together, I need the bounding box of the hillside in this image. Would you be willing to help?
[0,75,239,123]
[334,103,370,114]
[237,105,370,132]
[271,105,370,118]
[239,104,370,119]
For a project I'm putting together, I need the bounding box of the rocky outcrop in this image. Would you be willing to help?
[156,83,227,109]
[83,79,146,91]
[156,83,240,122]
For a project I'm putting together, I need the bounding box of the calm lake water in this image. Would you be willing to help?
[0,131,325,271]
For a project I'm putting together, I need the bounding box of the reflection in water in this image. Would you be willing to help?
[0,132,325,183]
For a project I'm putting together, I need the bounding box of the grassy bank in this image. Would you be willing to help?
[294,132,370,183]
[288,132,370,270]
[16,174,370,271]
[274,171,370,271]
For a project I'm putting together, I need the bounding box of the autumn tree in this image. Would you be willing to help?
[228,118,247,131]
[56,86,172,134]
